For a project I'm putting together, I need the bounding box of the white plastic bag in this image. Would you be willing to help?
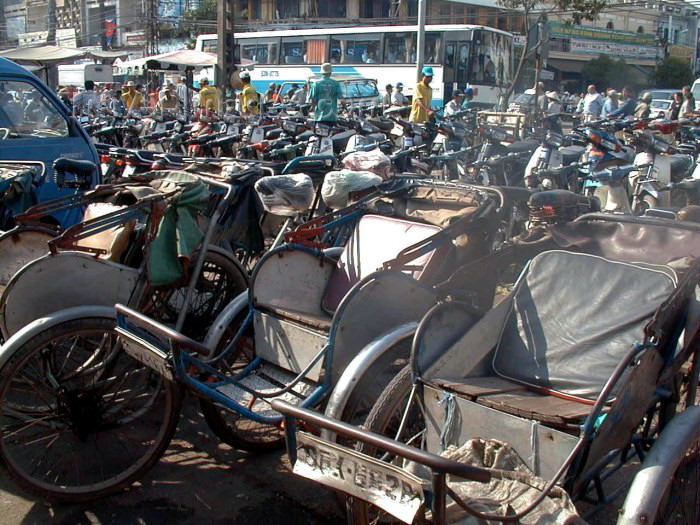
[254,174,314,217]
[342,148,391,177]
[321,170,383,209]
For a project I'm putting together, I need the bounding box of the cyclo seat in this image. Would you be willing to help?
[560,145,585,165]
[254,174,315,217]
[53,158,96,178]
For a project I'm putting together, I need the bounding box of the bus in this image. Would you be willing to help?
[194,24,513,108]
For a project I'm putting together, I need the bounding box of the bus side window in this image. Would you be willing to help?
[444,43,455,83]
[458,43,470,84]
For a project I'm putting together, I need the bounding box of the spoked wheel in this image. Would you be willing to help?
[0,317,181,502]
[346,365,427,525]
[633,195,659,216]
[652,437,700,524]
[199,311,285,452]
[149,250,247,341]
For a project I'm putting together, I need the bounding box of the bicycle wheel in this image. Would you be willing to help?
[0,317,181,502]
[200,310,285,453]
[149,250,247,341]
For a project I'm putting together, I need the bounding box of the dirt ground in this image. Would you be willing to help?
[0,395,633,525]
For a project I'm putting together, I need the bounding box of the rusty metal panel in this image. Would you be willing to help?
[0,229,53,295]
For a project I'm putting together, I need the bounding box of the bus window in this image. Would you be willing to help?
[240,38,279,64]
[471,32,511,86]
[425,33,442,64]
[444,43,455,83]
[202,40,217,54]
[281,37,327,64]
[330,34,381,64]
[384,32,415,63]
[457,43,470,84]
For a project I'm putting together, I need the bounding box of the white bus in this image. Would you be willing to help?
[195,24,513,108]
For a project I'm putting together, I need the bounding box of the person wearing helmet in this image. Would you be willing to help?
[444,89,464,116]
[634,91,652,119]
[462,87,474,109]
[309,63,343,124]
[240,72,259,115]
[409,66,434,123]
[198,77,218,112]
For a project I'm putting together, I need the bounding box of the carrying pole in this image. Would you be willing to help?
[416,0,427,82]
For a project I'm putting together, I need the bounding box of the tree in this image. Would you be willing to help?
[652,56,694,88]
[180,0,217,36]
[497,0,608,105]
[581,54,633,91]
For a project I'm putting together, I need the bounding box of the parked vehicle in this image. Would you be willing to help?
[649,98,672,119]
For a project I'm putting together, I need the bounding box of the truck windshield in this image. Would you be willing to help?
[0,80,69,139]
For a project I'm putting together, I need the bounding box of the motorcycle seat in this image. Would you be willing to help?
[506,138,539,153]
[529,189,598,212]
[297,130,314,141]
[162,153,186,164]
[132,150,158,162]
[669,155,693,179]
[560,145,586,165]
[53,158,96,178]
[368,118,394,132]
[265,128,283,140]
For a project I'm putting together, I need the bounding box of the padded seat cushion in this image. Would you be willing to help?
[321,215,442,313]
[492,251,676,403]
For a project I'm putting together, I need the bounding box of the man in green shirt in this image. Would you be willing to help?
[309,63,343,125]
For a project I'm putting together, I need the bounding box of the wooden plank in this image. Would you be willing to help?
[436,376,526,399]
[476,391,593,426]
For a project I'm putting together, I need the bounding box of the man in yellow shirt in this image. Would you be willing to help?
[121,81,144,113]
[409,66,434,124]
[240,72,259,115]
[198,77,218,112]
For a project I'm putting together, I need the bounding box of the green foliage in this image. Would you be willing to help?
[180,0,217,35]
[581,54,633,90]
[652,56,694,88]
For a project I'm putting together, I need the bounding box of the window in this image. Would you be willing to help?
[361,0,389,17]
[425,33,443,64]
[319,0,345,17]
[239,38,279,64]
[330,34,381,64]
[276,0,299,18]
[281,36,327,64]
[606,21,614,30]
[0,81,69,139]
[471,32,511,86]
[382,31,441,64]
[200,38,217,54]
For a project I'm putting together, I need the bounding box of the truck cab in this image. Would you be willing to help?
[0,57,100,227]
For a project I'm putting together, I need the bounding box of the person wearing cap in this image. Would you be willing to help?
[545,91,563,134]
[381,84,393,107]
[198,77,218,112]
[634,91,652,119]
[240,72,259,115]
[392,82,408,106]
[461,87,474,110]
[309,63,343,124]
[121,81,144,113]
[409,66,434,123]
[157,87,179,111]
[444,90,464,116]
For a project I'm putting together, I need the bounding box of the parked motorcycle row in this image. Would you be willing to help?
[0,99,699,525]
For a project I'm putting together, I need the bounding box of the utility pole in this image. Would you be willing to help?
[415,0,426,81]
[145,0,159,55]
[99,0,107,49]
[48,0,57,45]
[217,0,236,99]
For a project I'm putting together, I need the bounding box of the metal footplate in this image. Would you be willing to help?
[215,363,317,419]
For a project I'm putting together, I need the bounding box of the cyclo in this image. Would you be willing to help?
[272,213,700,524]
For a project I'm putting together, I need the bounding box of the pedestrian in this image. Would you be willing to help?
[600,90,619,118]
[291,83,308,105]
[392,82,409,106]
[177,76,192,112]
[545,91,563,134]
[382,84,393,106]
[681,85,696,116]
[608,86,636,118]
[198,77,218,112]
[308,62,343,124]
[634,91,652,118]
[670,91,683,120]
[444,89,464,116]
[409,66,434,124]
[73,80,98,117]
[582,84,604,121]
[240,72,259,115]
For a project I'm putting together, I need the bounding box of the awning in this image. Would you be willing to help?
[86,49,130,61]
[546,58,585,73]
[0,45,86,65]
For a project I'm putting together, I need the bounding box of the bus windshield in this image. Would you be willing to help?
[472,31,511,86]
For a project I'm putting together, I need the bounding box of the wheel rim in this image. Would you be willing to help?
[0,327,174,496]
[654,437,700,524]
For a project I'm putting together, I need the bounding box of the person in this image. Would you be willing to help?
[545,91,563,135]
[444,89,464,116]
[24,91,44,122]
[582,84,604,122]
[263,83,279,105]
[681,85,695,116]
[409,66,434,124]
[308,62,342,124]
[608,86,636,118]
[634,91,652,118]
[536,82,548,113]
[392,82,408,106]
[0,92,22,127]
[670,91,683,120]
[72,80,98,117]
[291,83,308,105]
[157,88,178,111]
[177,76,191,112]
[121,81,144,113]
[240,72,259,115]
[198,77,218,112]
[286,83,298,101]
[461,87,474,109]
[57,87,72,113]
[600,90,619,119]
[381,84,393,106]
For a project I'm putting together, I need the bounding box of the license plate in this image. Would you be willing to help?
[320,137,333,155]
[251,127,265,143]
[118,329,174,380]
[293,432,424,523]
[122,165,136,178]
[283,121,298,133]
